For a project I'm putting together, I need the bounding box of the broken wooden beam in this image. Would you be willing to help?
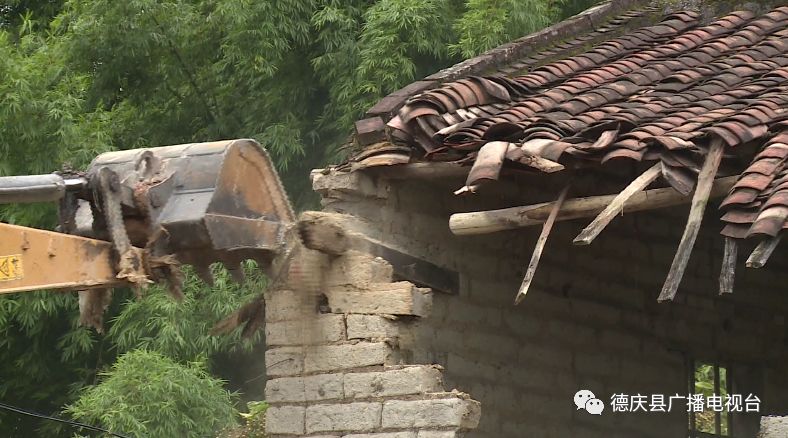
[514,184,570,305]
[297,211,459,294]
[658,139,725,302]
[573,163,662,245]
[367,244,459,295]
[745,235,782,269]
[449,175,737,236]
[718,237,737,295]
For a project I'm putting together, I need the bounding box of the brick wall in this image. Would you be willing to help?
[312,169,788,438]
[759,416,788,437]
[264,245,481,437]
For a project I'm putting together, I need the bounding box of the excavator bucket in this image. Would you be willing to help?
[75,139,294,284]
[0,139,293,329]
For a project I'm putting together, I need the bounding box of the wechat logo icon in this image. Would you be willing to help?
[575,389,605,415]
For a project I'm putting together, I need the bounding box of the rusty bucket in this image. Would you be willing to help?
[84,139,294,277]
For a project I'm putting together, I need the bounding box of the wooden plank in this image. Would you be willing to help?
[518,154,565,173]
[449,175,737,235]
[574,163,662,245]
[718,237,737,295]
[369,162,470,180]
[367,243,460,295]
[658,139,725,302]
[297,211,460,294]
[514,184,571,305]
[745,235,782,268]
[506,145,565,173]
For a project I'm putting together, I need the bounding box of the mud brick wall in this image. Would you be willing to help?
[313,169,788,438]
[759,416,788,437]
[264,246,481,437]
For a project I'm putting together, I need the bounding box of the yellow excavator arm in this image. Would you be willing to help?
[0,139,294,303]
[0,222,122,294]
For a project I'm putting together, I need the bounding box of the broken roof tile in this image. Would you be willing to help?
[353,3,788,248]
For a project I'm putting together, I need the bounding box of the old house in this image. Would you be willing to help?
[263,1,788,437]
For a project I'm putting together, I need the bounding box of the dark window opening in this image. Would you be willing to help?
[689,361,732,438]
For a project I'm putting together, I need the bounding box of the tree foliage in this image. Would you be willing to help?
[66,349,238,438]
[452,0,553,58]
[0,0,595,435]
[107,264,265,363]
[219,401,268,438]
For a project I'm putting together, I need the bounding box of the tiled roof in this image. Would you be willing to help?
[353,4,788,224]
[722,129,788,239]
[348,2,788,300]
[356,6,787,166]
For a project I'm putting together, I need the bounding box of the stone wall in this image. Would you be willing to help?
[759,416,788,438]
[264,245,481,437]
[311,168,788,438]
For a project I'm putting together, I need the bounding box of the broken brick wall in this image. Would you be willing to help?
[759,416,788,438]
[313,169,788,438]
[263,241,481,437]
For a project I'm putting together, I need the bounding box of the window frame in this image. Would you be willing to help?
[688,360,734,438]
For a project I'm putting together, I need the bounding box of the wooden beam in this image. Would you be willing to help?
[449,175,737,236]
[574,163,662,245]
[297,211,459,294]
[364,243,459,295]
[719,237,737,295]
[368,162,470,180]
[658,140,725,302]
[745,235,782,268]
[514,184,570,305]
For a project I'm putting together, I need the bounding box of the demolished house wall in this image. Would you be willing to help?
[311,169,788,438]
[263,236,481,437]
[759,416,788,438]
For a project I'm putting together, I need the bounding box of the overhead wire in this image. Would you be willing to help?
[0,401,130,438]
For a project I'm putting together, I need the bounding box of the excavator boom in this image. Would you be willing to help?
[0,222,122,294]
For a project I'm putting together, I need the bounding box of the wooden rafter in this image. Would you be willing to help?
[573,163,662,245]
[718,237,737,295]
[298,211,460,294]
[449,175,737,236]
[658,139,725,302]
[514,183,571,305]
[745,235,782,269]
